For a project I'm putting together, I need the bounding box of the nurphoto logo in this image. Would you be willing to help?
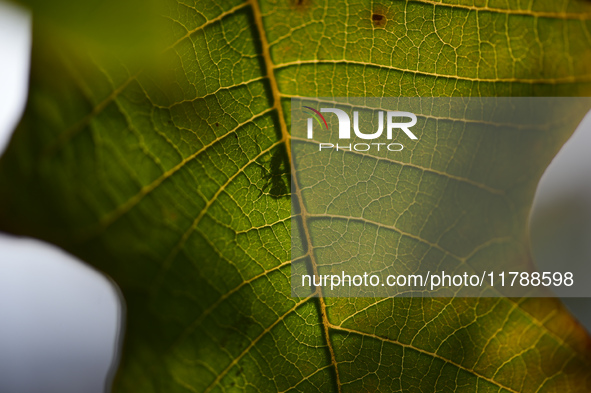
[304,106,418,152]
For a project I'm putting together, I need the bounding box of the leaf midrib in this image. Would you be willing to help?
[247,0,344,391]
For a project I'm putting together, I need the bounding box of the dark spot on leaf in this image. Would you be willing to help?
[372,13,386,27]
[290,0,312,11]
[215,122,219,127]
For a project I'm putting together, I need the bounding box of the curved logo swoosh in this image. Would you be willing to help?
[303,106,328,130]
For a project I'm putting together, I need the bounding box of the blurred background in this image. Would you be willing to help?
[0,1,590,392]
[0,3,122,393]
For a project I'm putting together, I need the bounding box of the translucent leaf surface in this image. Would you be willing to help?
[1,0,591,392]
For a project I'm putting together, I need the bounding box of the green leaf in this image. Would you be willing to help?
[2,0,591,392]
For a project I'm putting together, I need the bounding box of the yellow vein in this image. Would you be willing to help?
[331,324,521,393]
[404,0,591,20]
[505,298,591,359]
[277,364,334,393]
[306,212,465,262]
[274,59,591,85]
[291,136,505,196]
[248,0,343,391]
[282,95,558,132]
[158,76,266,109]
[152,138,284,290]
[201,296,313,393]
[171,260,293,349]
[167,2,250,50]
[77,107,274,241]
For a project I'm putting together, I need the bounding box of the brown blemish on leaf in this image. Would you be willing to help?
[371,5,389,28]
[371,12,386,27]
[290,0,312,12]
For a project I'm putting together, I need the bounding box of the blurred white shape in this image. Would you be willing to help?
[531,111,591,269]
[531,111,591,329]
[0,235,123,393]
[0,0,30,156]
[533,111,591,207]
[0,2,123,392]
